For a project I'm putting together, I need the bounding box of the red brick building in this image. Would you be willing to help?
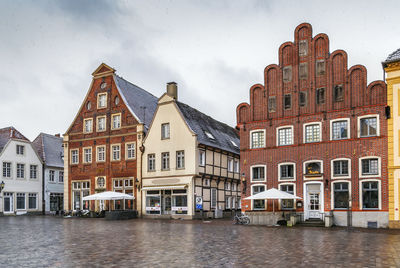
[236,23,388,227]
[63,63,157,213]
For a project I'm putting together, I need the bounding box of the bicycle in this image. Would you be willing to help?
[233,213,250,225]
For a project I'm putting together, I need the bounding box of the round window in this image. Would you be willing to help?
[97,177,105,188]
[115,96,120,105]
[100,82,107,89]
[87,101,91,110]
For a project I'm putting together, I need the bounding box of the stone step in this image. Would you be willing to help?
[297,220,325,227]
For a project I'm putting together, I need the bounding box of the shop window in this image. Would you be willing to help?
[280,184,294,209]
[362,181,379,209]
[28,193,37,209]
[17,193,26,210]
[333,182,349,209]
[316,88,325,104]
[252,185,266,210]
[268,96,276,112]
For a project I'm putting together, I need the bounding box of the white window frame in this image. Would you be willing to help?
[228,158,234,172]
[359,179,381,210]
[49,170,55,182]
[83,118,93,133]
[96,176,106,189]
[111,113,121,130]
[331,180,351,210]
[357,114,380,138]
[250,164,267,183]
[3,162,12,178]
[331,158,351,179]
[330,118,350,140]
[276,125,294,146]
[211,188,217,208]
[70,149,79,164]
[111,144,121,161]
[30,165,38,180]
[359,156,381,178]
[278,162,296,181]
[16,163,25,179]
[234,159,239,173]
[83,147,92,164]
[161,123,170,139]
[148,154,156,171]
[96,115,107,132]
[176,150,185,169]
[199,150,206,166]
[16,192,26,210]
[303,122,322,143]
[97,92,107,109]
[303,160,323,176]
[125,142,136,160]
[16,144,25,155]
[251,184,266,210]
[161,152,170,170]
[279,182,296,209]
[28,193,38,210]
[250,129,266,149]
[96,145,106,162]
[59,171,64,183]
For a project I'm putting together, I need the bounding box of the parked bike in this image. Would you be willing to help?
[233,213,250,225]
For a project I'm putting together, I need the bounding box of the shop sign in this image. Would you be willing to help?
[146,206,161,211]
[196,196,203,210]
[172,206,188,211]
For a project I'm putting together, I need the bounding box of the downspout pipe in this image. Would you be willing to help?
[42,164,45,215]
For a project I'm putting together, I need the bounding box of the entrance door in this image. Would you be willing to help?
[162,195,172,215]
[4,193,13,213]
[305,184,322,220]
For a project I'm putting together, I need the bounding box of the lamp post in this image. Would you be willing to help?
[0,181,4,193]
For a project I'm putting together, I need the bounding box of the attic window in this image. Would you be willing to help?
[205,131,215,140]
[231,140,238,147]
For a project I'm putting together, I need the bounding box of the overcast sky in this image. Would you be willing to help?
[1,0,399,141]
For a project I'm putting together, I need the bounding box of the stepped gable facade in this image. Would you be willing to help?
[236,23,388,228]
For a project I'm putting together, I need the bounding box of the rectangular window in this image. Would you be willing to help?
[148,154,155,171]
[334,85,344,102]
[97,116,106,131]
[268,96,276,112]
[280,184,294,209]
[252,166,265,182]
[3,162,11,178]
[228,158,234,172]
[305,162,321,175]
[161,123,170,139]
[316,88,325,104]
[49,170,55,182]
[17,193,25,210]
[16,145,25,155]
[59,171,64,183]
[83,119,93,133]
[361,159,378,175]
[161,152,170,170]
[333,160,349,176]
[211,188,217,208]
[176,151,185,169]
[316,60,326,76]
[17,164,25,179]
[252,185,266,210]
[334,182,349,209]
[305,124,320,143]
[284,94,291,110]
[225,196,231,209]
[126,143,136,159]
[251,130,265,148]
[299,40,308,56]
[278,127,293,146]
[199,150,206,166]
[112,145,120,161]
[97,146,105,162]
[299,62,308,79]
[28,193,37,209]
[280,164,294,180]
[283,66,292,83]
[299,91,307,107]
[234,159,239,173]
[98,93,107,108]
[30,165,37,179]
[71,149,79,164]
[360,117,377,137]
[332,120,348,140]
[225,182,231,190]
[112,114,121,129]
[362,181,379,209]
[84,148,92,163]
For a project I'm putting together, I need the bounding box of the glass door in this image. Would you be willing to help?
[308,193,320,219]
[162,195,172,215]
[4,193,13,213]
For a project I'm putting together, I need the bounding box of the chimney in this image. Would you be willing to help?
[55,134,60,137]
[166,82,177,100]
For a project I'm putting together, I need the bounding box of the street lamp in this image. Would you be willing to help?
[0,181,5,193]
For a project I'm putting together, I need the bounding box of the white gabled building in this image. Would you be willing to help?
[33,133,64,214]
[0,127,43,215]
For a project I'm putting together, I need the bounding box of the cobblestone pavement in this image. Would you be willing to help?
[1,216,400,267]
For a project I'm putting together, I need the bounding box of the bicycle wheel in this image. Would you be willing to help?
[242,217,250,225]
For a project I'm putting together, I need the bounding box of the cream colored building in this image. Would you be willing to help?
[384,48,400,228]
[141,83,241,219]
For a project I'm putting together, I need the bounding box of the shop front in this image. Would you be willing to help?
[143,186,189,217]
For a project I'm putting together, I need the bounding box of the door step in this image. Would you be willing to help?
[298,219,325,227]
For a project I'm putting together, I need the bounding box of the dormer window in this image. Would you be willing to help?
[205,131,215,140]
[230,140,238,147]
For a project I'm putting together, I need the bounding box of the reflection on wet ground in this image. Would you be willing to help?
[1,216,400,267]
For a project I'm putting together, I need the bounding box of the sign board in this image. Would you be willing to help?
[196,196,203,210]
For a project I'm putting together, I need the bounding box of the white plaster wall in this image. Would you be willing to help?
[44,167,64,212]
[0,140,43,213]
[333,211,389,228]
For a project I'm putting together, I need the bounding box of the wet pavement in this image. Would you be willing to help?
[1,216,400,267]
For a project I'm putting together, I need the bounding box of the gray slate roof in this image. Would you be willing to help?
[176,101,239,155]
[33,133,64,168]
[384,48,400,65]
[114,75,158,129]
[0,127,30,153]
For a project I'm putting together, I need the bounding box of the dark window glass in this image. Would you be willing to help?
[316,88,325,104]
[334,85,344,102]
[268,96,276,112]
[280,184,294,209]
[284,94,291,110]
[333,160,349,176]
[252,167,265,181]
[305,162,321,175]
[299,91,307,107]
[280,164,294,179]
[362,182,379,209]
[361,159,378,175]
[334,182,349,209]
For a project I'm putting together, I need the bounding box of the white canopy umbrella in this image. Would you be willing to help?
[83,191,135,201]
[245,188,301,212]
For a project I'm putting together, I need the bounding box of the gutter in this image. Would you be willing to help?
[42,163,45,215]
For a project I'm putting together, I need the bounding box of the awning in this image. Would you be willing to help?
[82,191,135,201]
[244,188,301,200]
[142,185,187,191]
